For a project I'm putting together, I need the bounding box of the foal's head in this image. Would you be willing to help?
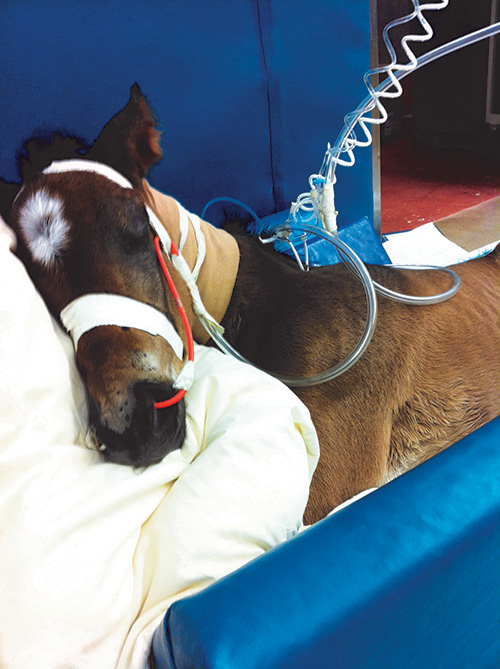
[10,85,188,467]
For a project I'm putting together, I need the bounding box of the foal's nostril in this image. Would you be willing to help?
[132,380,185,441]
[89,380,186,468]
[133,381,178,418]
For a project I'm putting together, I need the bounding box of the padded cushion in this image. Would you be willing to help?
[0,0,373,226]
[153,416,500,668]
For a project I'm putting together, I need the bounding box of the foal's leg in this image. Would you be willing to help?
[297,386,391,525]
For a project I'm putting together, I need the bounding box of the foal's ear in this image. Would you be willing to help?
[88,83,163,187]
[125,84,163,176]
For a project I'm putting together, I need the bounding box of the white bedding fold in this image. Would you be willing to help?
[0,216,319,669]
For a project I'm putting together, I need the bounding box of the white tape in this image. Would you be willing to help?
[60,293,184,360]
[43,160,134,189]
[188,213,206,281]
[170,252,224,335]
[173,359,195,390]
[319,180,338,233]
[174,199,190,253]
[146,205,172,251]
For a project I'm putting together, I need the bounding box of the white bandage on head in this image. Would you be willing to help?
[60,293,184,360]
[43,160,134,190]
[43,160,191,255]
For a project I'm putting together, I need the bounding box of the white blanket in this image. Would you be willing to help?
[0,216,319,668]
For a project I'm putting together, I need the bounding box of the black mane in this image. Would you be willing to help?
[16,131,89,182]
[0,131,89,222]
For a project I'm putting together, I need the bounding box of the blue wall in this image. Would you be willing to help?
[0,0,373,225]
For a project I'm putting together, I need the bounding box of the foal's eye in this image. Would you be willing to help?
[110,200,151,253]
[121,210,150,253]
[126,214,149,239]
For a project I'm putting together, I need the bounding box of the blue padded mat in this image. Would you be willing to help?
[0,0,373,227]
[153,416,500,668]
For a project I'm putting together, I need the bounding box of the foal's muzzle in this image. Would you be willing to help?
[90,381,186,467]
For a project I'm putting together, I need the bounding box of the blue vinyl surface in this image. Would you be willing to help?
[153,416,500,668]
[257,210,392,266]
[0,0,373,227]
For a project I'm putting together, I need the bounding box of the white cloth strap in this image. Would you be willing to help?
[148,201,205,277]
[146,206,223,335]
[189,213,206,281]
[173,199,189,254]
[43,160,134,189]
[60,293,184,360]
[170,251,224,335]
[146,205,173,253]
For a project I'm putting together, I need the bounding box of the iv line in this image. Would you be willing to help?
[201,5,497,386]
[324,21,500,182]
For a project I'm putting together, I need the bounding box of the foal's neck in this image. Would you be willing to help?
[220,234,297,344]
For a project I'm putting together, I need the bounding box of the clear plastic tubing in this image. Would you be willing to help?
[203,224,460,386]
[371,264,461,305]
[334,246,462,305]
[202,224,378,387]
[201,22,497,387]
[324,22,500,180]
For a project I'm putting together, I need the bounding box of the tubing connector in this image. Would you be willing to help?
[319,180,338,233]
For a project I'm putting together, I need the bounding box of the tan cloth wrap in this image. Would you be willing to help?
[143,181,240,343]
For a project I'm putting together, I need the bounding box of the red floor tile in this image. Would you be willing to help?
[380,134,500,233]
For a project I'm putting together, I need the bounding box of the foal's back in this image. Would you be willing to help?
[223,238,500,523]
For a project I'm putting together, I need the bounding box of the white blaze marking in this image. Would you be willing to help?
[19,190,69,266]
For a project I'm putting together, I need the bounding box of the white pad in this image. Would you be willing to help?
[60,293,184,360]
